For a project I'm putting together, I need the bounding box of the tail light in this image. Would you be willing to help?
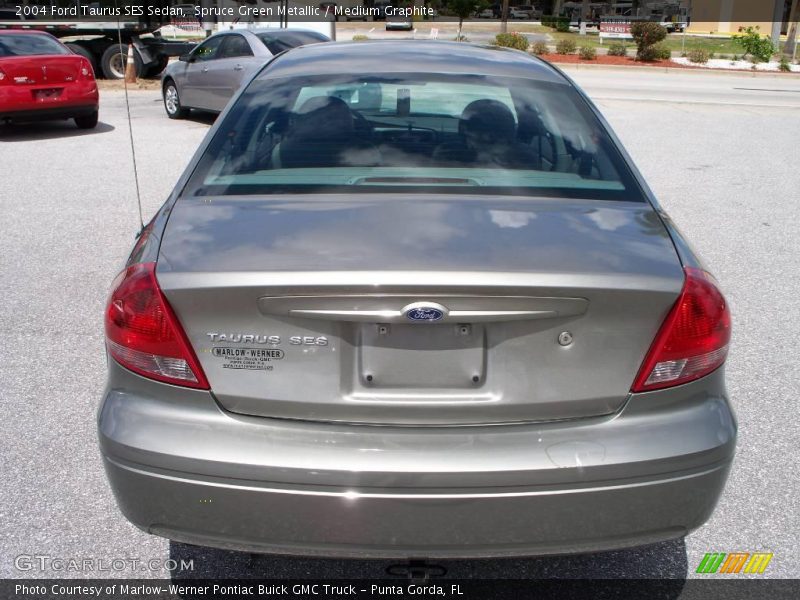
[631,267,731,392]
[105,262,209,389]
[79,58,94,80]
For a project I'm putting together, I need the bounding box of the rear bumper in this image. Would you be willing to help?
[103,457,731,558]
[98,362,736,558]
[0,83,98,122]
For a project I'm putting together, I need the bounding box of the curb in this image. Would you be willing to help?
[553,62,800,78]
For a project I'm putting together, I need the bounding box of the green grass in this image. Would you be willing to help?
[535,29,741,55]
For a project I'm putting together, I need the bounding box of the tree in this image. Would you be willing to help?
[630,21,667,60]
[501,0,509,34]
[446,0,486,40]
[579,0,590,35]
[785,0,799,58]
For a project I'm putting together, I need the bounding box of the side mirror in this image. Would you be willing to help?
[179,53,193,63]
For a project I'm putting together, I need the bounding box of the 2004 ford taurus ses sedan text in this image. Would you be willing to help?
[99,41,736,558]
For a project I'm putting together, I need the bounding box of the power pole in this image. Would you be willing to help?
[501,0,509,34]
[580,0,589,35]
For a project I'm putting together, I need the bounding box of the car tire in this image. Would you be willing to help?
[100,43,142,80]
[163,80,189,119]
[65,43,97,74]
[74,111,99,129]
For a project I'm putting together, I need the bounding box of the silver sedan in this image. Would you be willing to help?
[161,28,329,118]
[102,41,736,558]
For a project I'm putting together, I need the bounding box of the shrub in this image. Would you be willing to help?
[779,56,792,72]
[734,26,775,63]
[531,41,549,56]
[542,15,570,31]
[351,35,369,41]
[495,32,530,51]
[578,45,597,60]
[607,42,628,57]
[638,45,661,61]
[631,21,667,59]
[651,42,672,60]
[555,38,577,55]
[687,48,710,64]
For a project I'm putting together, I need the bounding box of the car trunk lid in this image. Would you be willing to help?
[0,55,81,86]
[157,194,684,425]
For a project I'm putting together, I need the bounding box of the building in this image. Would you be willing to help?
[549,0,793,36]
[687,0,791,35]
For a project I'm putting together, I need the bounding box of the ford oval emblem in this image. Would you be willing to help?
[402,302,448,322]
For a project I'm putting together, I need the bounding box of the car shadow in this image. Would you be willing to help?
[0,120,114,141]
[169,538,688,594]
[184,110,217,126]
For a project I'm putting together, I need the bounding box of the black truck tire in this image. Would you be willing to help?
[144,55,170,78]
[65,43,97,74]
[100,43,142,80]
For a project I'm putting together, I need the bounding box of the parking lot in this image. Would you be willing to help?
[1,67,799,582]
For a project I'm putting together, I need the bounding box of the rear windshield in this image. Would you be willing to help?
[184,72,645,202]
[0,34,69,57]
[257,31,328,55]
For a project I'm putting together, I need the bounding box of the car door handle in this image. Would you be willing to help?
[234,64,244,71]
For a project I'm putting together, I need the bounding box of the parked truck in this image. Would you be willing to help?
[0,7,197,79]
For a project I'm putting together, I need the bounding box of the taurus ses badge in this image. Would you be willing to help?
[402,302,448,322]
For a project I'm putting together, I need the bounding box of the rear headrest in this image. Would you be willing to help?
[459,99,516,141]
[290,96,354,140]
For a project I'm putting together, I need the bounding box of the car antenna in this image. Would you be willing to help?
[114,0,145,234]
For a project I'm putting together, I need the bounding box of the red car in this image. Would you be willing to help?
[0,29,98,128]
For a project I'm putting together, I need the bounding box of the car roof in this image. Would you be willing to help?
[0,27,62,38]
[249,28,329,35]
[259,40,568,84]
[211,28,326,38]
[0,29,53,35]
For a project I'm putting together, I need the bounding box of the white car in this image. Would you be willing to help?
[509,8,532,19]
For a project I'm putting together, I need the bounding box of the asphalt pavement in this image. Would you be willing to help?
[1,67,798,583]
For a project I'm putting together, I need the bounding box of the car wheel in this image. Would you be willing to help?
[163,81,189,119]
[74,111,99,129]
[100,43,142,80]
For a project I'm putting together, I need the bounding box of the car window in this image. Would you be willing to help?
[257,31,328,55]
[295,82,516,121]
[0,34,70,57]
[193,36,224,62]
[219,35,253,59]
[185,73,645,202]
